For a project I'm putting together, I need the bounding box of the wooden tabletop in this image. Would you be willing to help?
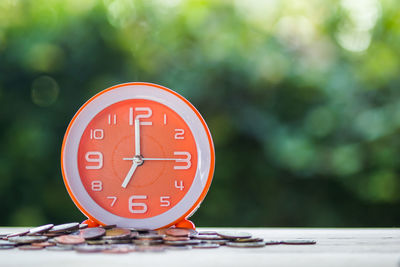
[1,227,399,267]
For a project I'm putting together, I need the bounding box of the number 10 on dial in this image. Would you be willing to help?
[61,82,215,230]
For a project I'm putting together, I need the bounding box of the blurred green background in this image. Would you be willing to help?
[1,0,400,227]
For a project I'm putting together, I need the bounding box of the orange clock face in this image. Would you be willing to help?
[77,99,198,219]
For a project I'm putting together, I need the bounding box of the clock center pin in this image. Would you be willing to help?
[133,155,144,166]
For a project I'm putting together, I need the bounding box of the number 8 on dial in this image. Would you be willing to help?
[61,82,215,229]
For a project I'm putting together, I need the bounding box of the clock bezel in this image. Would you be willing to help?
[61,82,215,229]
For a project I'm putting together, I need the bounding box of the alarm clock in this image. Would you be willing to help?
[61,82,215,229]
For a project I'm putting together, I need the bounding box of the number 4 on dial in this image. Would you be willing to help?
[175,180,184,191]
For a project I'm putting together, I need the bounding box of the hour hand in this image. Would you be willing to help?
[121,161,139,188]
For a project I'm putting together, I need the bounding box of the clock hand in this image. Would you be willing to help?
[123,157,178,161]
[140,157,179,161]
[121,161,139,188]
[135,119,140,156]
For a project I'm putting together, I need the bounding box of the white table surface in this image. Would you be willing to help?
[1,227,400,267]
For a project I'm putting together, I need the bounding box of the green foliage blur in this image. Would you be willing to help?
[1,0,400,227]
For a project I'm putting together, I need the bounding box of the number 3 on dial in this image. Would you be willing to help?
[174,152,191,170]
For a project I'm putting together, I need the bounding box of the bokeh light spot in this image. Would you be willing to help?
[10,206,45,227]
[25,43,65,72]
[304,106,335,137]
[331,144,362,176]
[367,170,398,203]
[31,76,60,107]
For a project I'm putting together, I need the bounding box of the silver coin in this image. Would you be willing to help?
[135,228,153,233]
[166,245,192,250]
[106,239,132,244]
[234,237,264,243]
[103,244,137,253]
[0,245,14,250]
[78,223,89,230]
[265,240,282,245]
[226,241,266,248]
[0,240,16,247]
[27,224,54,236]
[110,244,137,250]
[163,236,190,242]
[46,244,74,251]
[6,230,29,238]
[81,227,106,240]
[203,239,228,245]
[68,230,82,236]
[8,235,48,244]
[75,245,109,253]
[281,239,316,245]
[43,232,63,237]
[86,239,107,245]
[193,243,220,249]
[48,222,80,233]
[164,239,202,246]
[100,224,117,229]
[193,234,224,240]
[217,231,252,239]
[198,231,218,235]
[133,239,163,246]
[135,245,166,253]
[129,231,139,239]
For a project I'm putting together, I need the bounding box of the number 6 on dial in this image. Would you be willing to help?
[128,195,147,214]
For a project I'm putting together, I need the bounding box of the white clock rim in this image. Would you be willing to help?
[62,83,212,229]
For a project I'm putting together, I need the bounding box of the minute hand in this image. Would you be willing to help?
[146,152,191,170]
[141,157,180,161]
[122,157,180,161]
[134,119,140,156]
[123,152,191,170]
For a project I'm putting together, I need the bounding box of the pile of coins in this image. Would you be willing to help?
[0,223,316,253]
